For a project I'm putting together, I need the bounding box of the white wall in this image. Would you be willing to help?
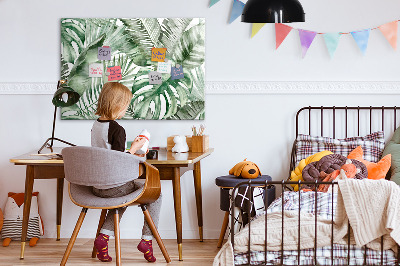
[1,0,400,240]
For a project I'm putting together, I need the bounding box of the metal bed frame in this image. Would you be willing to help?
[230,106,400,266]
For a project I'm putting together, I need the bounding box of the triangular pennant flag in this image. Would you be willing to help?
[275,23,293,49]
[378,21,398,50]
[251,23,266,38]
[351,29,370,55]
[209,0,220,7]
[323,33,341,58]
[298,29,317,58]
[229,0,245,24]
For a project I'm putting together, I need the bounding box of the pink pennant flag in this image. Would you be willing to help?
[378,21,398,50]
[275,23,293,49]
[298,29,317,58]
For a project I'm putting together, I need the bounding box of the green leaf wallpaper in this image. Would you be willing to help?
[60,18,205,120]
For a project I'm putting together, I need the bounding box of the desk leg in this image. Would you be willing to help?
[193,161,203,242]
[172,167,183,261]
[20,165,34,259]
[56,178,64,241]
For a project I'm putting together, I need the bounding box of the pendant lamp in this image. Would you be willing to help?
[242,0,305,23]
[38,80,80,154]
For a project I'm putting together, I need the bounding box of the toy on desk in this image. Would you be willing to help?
[1,192,44,247]
[172,135,189,153]
[229,159,261,179]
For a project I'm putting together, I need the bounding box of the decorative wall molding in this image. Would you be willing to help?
[206,81,400,94]
[1,81,400,95]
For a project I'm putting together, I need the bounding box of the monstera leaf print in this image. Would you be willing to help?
[60,18,205,120]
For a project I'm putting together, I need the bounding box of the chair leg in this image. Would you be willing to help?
[141,205,171,263]
[92,209,108,258]
[60,208,88,266]
[217,211,230,248]
[114,209,121,266]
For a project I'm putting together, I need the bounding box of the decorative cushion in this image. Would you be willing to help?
[289,150,333,191]
[295,131,385,166]
[302,154,368,189]
[349,146,392,180]
[382,126,400,184]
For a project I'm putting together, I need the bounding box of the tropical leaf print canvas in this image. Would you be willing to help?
[60,18,205,120]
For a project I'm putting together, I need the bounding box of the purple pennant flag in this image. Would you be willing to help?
[229,0,245,24]
[298,29,317,58]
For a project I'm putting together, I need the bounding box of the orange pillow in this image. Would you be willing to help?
[347,146,391,180]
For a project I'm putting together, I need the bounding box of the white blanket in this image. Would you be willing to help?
[213,179,400,266]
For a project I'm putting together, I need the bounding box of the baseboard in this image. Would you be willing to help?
[1,81,400,94]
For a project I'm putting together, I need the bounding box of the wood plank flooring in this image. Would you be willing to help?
[0,239,222,265]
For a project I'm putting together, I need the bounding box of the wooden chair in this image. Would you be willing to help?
[60,146,171,265]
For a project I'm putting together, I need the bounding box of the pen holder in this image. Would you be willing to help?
[191,135,209,153]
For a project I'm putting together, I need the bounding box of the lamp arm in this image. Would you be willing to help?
[50,105,57,148]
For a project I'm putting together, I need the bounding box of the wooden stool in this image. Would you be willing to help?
[215,175,275,248]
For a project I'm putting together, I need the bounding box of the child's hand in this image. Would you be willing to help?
[129,137,147,155]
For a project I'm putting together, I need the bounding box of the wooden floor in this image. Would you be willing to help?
[0,239,221,265]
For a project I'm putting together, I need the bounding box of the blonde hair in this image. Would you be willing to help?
[96,82,133,120]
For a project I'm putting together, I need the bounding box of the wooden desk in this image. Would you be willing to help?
[10,147,213,261]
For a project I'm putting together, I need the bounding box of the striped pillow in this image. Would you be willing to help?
[294,131,385,166]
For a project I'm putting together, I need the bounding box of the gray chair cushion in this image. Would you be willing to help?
[69,180,145,208]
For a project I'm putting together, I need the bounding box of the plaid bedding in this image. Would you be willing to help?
[294,131,385,166]
[234,191,397,265]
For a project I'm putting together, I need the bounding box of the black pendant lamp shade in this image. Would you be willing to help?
[242,0,305,23]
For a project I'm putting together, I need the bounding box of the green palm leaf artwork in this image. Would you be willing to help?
[60,18,205,120]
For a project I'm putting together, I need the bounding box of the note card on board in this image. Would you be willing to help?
[89,63,103,77]
[151,48,167,62]
[157,61,171,73]
[171,65,184,80]
[107,66,122,81]
[148,71,163,84]
[98,46,111,60]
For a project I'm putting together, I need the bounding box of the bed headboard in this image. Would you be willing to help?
[290,106,400,179]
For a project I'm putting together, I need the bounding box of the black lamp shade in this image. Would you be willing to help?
[52,85,80,107]
[242,0,305,23]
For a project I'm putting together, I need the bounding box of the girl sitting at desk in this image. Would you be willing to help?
[91,82,162,263]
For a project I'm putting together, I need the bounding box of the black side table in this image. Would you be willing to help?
[215,175,275,248]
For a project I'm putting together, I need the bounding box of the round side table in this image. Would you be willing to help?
[215,175,275,248]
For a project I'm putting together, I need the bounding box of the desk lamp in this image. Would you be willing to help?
[241,0,305,23]
[38,80,80,154]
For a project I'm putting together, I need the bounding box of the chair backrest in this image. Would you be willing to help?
[62,146,145,187]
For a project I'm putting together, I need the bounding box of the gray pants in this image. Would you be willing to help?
[92,180,162,240]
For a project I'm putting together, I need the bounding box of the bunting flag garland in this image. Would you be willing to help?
[378,21,398,50]
[275,23,293,49]
[323,33,341,58]
[209,0,220,7]
[298,30,317,58]
[207,3,400,58]
[251,23,266,38]
[351,29,370,55]
[229,0,245,24]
